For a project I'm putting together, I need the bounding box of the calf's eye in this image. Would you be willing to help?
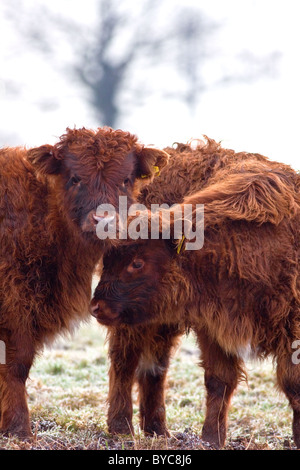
[132,260,144,269]
[67,175,81,189]
[127,259,145,273]
[71,175,81,185]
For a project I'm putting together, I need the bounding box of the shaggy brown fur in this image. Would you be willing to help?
[91,137,300,448]
[0,126,168,438]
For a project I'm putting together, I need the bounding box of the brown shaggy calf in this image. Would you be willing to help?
[0,126,168,438]
[90,138,300,449]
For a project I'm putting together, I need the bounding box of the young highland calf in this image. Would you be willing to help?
[0,126,168,438]
[90,138,300,449]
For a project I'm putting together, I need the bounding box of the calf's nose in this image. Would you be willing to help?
[90,302,101,318]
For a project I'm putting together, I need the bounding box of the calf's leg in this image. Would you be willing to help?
[107,328,142,435]
[137,324,181,436]
[277,353,300,449]
[0,330,35,438]
[196,329,245,449]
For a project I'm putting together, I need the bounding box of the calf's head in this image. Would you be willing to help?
[28,127,168,236]
[90,239,177,326]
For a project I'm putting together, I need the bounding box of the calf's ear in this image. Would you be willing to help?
[27,145,61,175]
[135,147,169,180]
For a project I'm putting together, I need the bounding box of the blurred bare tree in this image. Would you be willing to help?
[2,0,281,128]
[73,0,216,126]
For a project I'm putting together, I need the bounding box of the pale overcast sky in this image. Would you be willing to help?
[0,0,299,169]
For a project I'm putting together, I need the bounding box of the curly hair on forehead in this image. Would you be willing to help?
[54,127,143,166]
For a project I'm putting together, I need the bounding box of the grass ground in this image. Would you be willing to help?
[0,319,296,450]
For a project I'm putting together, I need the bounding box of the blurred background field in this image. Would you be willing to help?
[0,318,295,450]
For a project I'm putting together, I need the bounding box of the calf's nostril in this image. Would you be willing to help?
[90,303,100,318]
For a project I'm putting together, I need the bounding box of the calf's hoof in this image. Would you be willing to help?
[108,417,134,435]
[0,425,33,440]
[142,421,170,437]
[201,424,225,450]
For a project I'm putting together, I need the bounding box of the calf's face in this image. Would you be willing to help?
[90,240,173,326]
[28,127,168,236]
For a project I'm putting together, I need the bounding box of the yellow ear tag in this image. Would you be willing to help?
[177,235,186,255]
[153,165,160,176]
[141,166,160,179]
